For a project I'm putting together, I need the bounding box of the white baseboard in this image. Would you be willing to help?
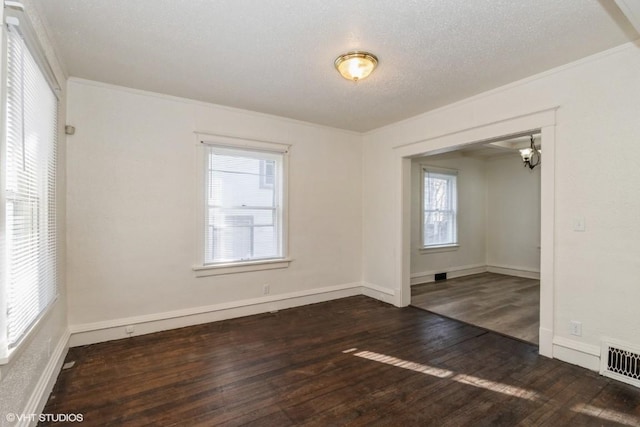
[410,264,487,285]
[552,336,601,372]
[539,327,553,358]
[69,282,364,347]
[361,282,396,305]
[487,265,540,280]
[19,329,70,427]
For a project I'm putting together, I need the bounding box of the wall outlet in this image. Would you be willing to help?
[569,320,582,336]
[125,325,135,335]
[263,284,270,295]
[572,217,586,232]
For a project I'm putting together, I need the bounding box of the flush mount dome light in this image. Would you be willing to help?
[334,51,378,82]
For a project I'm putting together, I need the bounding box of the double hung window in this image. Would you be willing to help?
[422,167,458,248]
[199,139,289,269]
[3,10,59,350]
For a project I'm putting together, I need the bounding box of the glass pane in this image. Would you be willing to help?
[210,215,254,262]
[204,147,282,263]
[423,171,457,246]
[424,175,452,211]
[209,153,275,208]
[424,211,454,246]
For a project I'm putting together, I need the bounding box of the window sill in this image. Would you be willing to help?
[419,244,460,254]
[193,258,292,277]
[0,297,58,365]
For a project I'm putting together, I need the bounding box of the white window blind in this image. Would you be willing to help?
[204,145,284,264]
[423,168,458,247]
[4,22,58,347]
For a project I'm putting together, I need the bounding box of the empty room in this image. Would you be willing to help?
[411,136,542,345]
[1,1,640,426]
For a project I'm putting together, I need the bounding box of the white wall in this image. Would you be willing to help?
[0,0,69,423]
[363,42,640,369]
[410,152,541,283]
[410,155,487,283]
[486,154,541,273]
[65,80,363,339]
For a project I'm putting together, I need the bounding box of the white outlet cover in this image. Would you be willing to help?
[570,320,582,336]
[572,217,586,232]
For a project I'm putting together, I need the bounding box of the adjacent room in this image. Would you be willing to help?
[1,0,640,425]
[410,136,542,344]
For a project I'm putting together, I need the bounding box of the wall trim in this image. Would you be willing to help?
[486,265,540,280]
[410,264,540,285]
[539,327,553,357]
[19,329,70,427]
[410,264,487,285]
[361,282,397,305]
[392,107,557,153]
[69,282,365,347]
[552,336,601,372]
[553,336,600,356]
[362,281,396,296]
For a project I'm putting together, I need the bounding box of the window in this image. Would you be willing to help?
[197,137,289,273]
[422,167,458,248]
[3,12,59,350]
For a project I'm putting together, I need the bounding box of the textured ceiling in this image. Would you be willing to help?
[36,0,637,132]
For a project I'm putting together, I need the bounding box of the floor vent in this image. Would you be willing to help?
[600,340,640,388]
[434,272,447,281]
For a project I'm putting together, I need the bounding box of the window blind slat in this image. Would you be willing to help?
[4,24,58,347]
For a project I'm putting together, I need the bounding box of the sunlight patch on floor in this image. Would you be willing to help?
[353,350,453,378]
[571,403,640,426]
[453,373,539,401]
[350,349,539,401]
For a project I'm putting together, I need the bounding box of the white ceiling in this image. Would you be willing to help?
[35,0,637,132]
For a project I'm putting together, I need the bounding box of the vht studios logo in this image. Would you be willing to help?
[5,412,84,423]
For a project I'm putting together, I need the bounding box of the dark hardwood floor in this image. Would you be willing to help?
[41,296,640,426]
[412,273,540,344]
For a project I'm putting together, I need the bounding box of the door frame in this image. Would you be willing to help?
[392,107,557,357]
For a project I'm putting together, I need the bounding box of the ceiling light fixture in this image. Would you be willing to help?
[519,135,541,169]
[334,51,378,82]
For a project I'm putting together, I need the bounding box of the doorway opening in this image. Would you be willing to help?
[393,107,556,357]
[409,134,541,345]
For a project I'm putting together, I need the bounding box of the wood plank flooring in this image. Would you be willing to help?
[412,273,540,344]
[40,296,640,426]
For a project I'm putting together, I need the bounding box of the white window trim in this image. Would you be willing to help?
[418,244,460,254]
[193,132,291,276]
[193,258,293,277]
[420,165,459,249]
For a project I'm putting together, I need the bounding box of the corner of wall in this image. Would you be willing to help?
[361,282,397,306]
